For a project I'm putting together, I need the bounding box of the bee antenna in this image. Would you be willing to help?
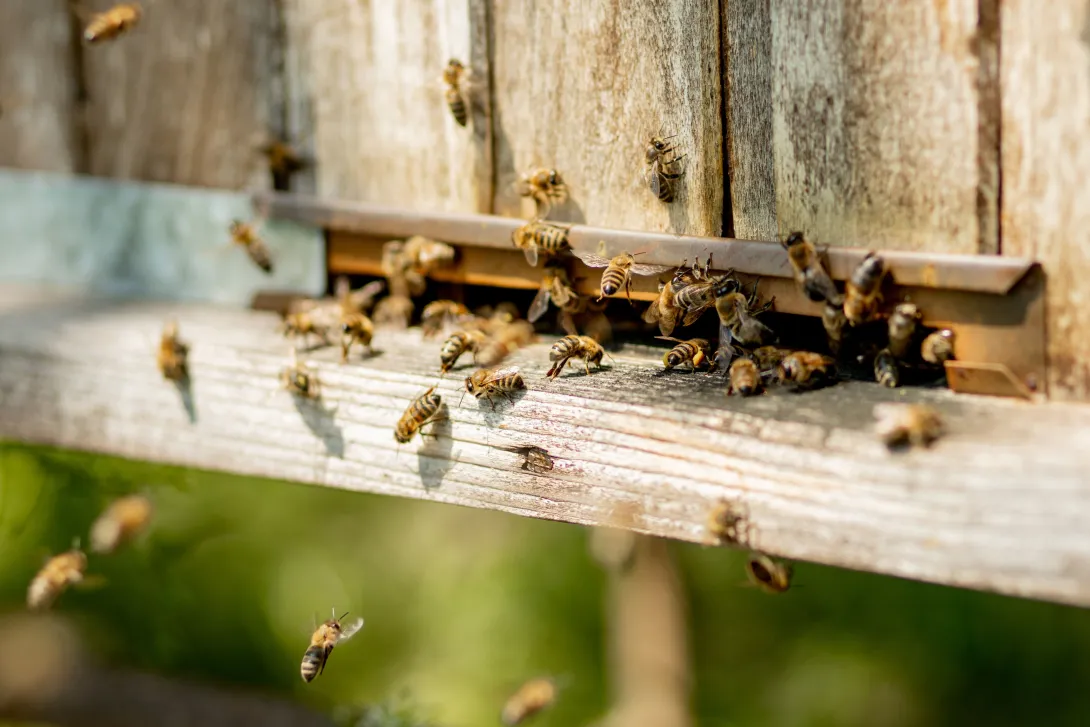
[338,611,349,621]
[331,606,336,619]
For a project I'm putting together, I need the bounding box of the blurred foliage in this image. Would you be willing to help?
[2,441,1090,727]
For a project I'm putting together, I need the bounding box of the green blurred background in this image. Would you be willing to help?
[2,441,1089,727]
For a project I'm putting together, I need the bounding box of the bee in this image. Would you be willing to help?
[656,337,710,371]
[671,270,733,329]
[439,329,488,373]
[475,320,536,367]
[83,2,141,43]
[373,294,415,329]
[844,252,888,325]
[395,385,445,444]
[462,367,526,410]
[751,346,791,371]
[707,499,750,545]
[403,235,457,274]
[381,240,427,297]
[821,301,848,355]
[421,300,471,338]
[340,311,374,363]
[89,494,153,554]
[921,329,956,364]
[728,357,762,396]
[874,403,943,449]
[546,335,610,379]
[229,219,273,274]
[874,348,900,388]
[157,321,189,382]
[887,302,920,359]
[281,308,336,349]
[511,220,570,267]
[642,277,685,337]
[745,552,793,594]
[528,262,579,323]
[441,58,468,126]
[516,167,567,217]
[301,608,364,683]
[715,277,776,348]
[259,140,306,191]
[501,677,559,726]
[777,351,837,391]
[645,133,686,202]
[27,546,87,610]
[573,246,671,303]
[338,279,386,315]
[496,445,554,474]
[781,232,841,304]
[280,348,321,399]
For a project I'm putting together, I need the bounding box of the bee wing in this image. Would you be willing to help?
[485,366,521,383]
[647,160,666,198]
[522,246,539,267]
[642,297,662,324]
[527,285,552,323]
[339,618,365,642]
[629,263,673,277]
[572,251,611,268]
[655,336,684,344]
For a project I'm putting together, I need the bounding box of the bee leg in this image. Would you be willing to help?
[625,277,635,307]
[584,359,592,376]
[488,395,497,411]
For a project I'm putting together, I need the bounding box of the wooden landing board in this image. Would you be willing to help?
[0,285,1089,607]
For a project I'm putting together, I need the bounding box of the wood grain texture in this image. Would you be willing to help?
[769,0,997,253]
[2,285,1090,607]
[285,0,492,212]
[490,0,723,236]
[0,0,83,173]
[1000,0,1090,401]
[80,0,278,189]
[722,0,776,241]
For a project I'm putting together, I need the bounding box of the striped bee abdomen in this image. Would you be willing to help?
[247,241,273,274]
[446,88,468,126]
[549,336,581,361]
[300,644,327,682]
[600,267,625,296]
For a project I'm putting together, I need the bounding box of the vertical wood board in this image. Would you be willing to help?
[1000,0,1090,400]
[769,0,997,253]
[285,0,492,213]
[0,0,82,173]
[490,0,723,236]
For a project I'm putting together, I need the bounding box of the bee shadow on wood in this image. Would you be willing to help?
[173,378,197,423]
[292,396,344,458]
[417,408,455,492]
[473,388,529,427]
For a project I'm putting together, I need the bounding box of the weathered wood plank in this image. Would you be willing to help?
[1000,0,1090,401]
[1,285,1090,607]
[0,0,83,173]
[769,0,997,253]
[284,0,492,212]
[490,1,723,236]
[722,0,776,241]
[80,0,278,189]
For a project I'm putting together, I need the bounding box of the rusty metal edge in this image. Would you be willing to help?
[254,192,1037,295]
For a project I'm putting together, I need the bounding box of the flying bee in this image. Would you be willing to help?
[475,320,535,367]
[921,329,956,364]
[157,321,189,382]
[501,677,559,726]
[281,308,337,349]
[373,294,415,329]
[300,608,364,683]
[395,385,445,444]
[439,329,487,373]
[381,240,427,298]
[511,220,570,267]
[516,167,567,217]
[745,552,793,594]
[844,252,888,325]
[496,444,554,474]
[229,219,273,274]
[874,348,901,388]
[707,499,750,545]
[280,348,321,399]
[714,277,776,348]
[642,277,684,337]
[258,140,306,191]
[421,300,471,339]
[645,133,687,202]
[781,231,841,304]
[546,335,610,379]
[462,367,526,410]
[673,273,732,329]
[528,261,579,323]
[573,245,671,303]
[90,494,153,554]
[874,403,943,449]
[340,311,374,363]
[441,58,469,126]
[657,337,711,371]
[403,235,457,274]
[887,302,920,359]
[728,357,762,396]
[27,546,87,610]
[83,2,141,43]
[777,351,837,391]
[822,300,848,355]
